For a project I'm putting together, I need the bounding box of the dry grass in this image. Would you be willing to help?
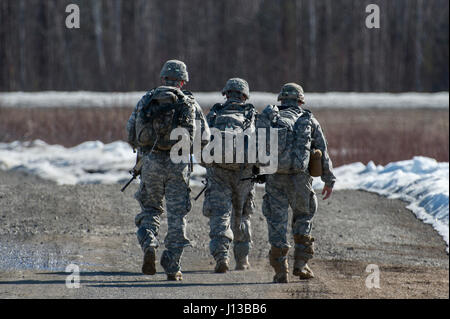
[314,109,449,166]
[0,107,448,166]
[0,107,131,147]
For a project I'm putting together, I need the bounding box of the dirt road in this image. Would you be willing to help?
[0,170,448,299]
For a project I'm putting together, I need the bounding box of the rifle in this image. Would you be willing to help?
[193,179,208,201]
[121,154,144,192]
[240,174,267,184]
[121,135,159,193]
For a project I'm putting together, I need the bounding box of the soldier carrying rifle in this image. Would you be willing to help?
[125,59,209,281]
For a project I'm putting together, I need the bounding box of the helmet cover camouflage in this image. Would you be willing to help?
[160,60,189,82]
[277,83,305,103]
[222,78,250,99]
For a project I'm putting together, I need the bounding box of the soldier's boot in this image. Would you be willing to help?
[142,246,156,275]
[214,258,230,273]
[161,249,183,281]
[293,234,315,279]
[293,260,314,279]
[269,246,289,283]
[235,256,251,271]
[234,241,251,270]
[167,271,183,281]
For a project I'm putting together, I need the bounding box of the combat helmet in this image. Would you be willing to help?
[160,59,189,82]
[277,83,305,103]
[222,78,250,99]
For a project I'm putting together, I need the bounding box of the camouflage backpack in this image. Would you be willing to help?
[209,101,256,171]
[256,105,312,174]
[135,86,195,151]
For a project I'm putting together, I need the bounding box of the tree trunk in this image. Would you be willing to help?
[92,0,107,87]
[415,0,423,91]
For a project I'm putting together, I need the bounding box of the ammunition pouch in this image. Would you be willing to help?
[308,149,322,177]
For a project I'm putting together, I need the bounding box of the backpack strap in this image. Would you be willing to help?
[182,89,194,96]
[207,103,224,127]
[242,103,256,131]
[138,88,156,112]
[211,102,224,112]
[300,108,314,131]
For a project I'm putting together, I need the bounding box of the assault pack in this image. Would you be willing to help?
[135,86,195,151]
[208,101,257,171]
[257,105,312,174]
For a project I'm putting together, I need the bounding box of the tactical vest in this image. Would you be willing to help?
[209,102,256,171]
[257,105,312,174]
[135,86,194,151]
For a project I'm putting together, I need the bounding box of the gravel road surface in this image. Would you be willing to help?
[0,170,448,299]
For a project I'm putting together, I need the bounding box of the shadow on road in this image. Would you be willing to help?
[36,271,144,277]
[0,270,271,288]
[85,281,271,288]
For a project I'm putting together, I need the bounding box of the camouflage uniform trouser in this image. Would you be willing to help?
[134,152,192,274]
[262,173,318,259]
[202,166,255,262]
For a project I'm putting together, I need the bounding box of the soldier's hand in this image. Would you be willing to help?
[321,185,333,200]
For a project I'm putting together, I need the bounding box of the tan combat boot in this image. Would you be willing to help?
[293,235,315,279]
[215,258,230,273]
[235,256,251,270]
[142,246,156,275]
[269,247,289,283]
[167,271,183,281]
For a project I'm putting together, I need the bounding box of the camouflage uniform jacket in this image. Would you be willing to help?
[300,106,335,188]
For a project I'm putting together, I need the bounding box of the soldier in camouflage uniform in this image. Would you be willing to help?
[259,83,336,283]
[126,60,209,281]
[202,78,258,273]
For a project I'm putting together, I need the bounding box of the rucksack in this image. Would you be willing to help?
[209,101,256,171]
[256,105,312,174]
[135,86,195,151]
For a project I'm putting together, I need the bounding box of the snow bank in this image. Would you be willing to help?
[0,140,206,186]
[0,140,448,251]
[313,157,449,252]
[0,91,448,109]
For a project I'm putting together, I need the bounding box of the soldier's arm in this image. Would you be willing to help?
[126,104,139,149]
[194,101,211,147]
[310,116,336,189]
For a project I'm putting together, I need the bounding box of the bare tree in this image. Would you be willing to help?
[91,0,107,88]
[0,0,447,92]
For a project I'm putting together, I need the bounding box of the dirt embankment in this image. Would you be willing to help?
[0,170,448,299]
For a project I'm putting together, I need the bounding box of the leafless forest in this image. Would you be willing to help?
[0,0,448,92]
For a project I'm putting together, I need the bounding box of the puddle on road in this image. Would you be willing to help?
[0,241,99,271]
